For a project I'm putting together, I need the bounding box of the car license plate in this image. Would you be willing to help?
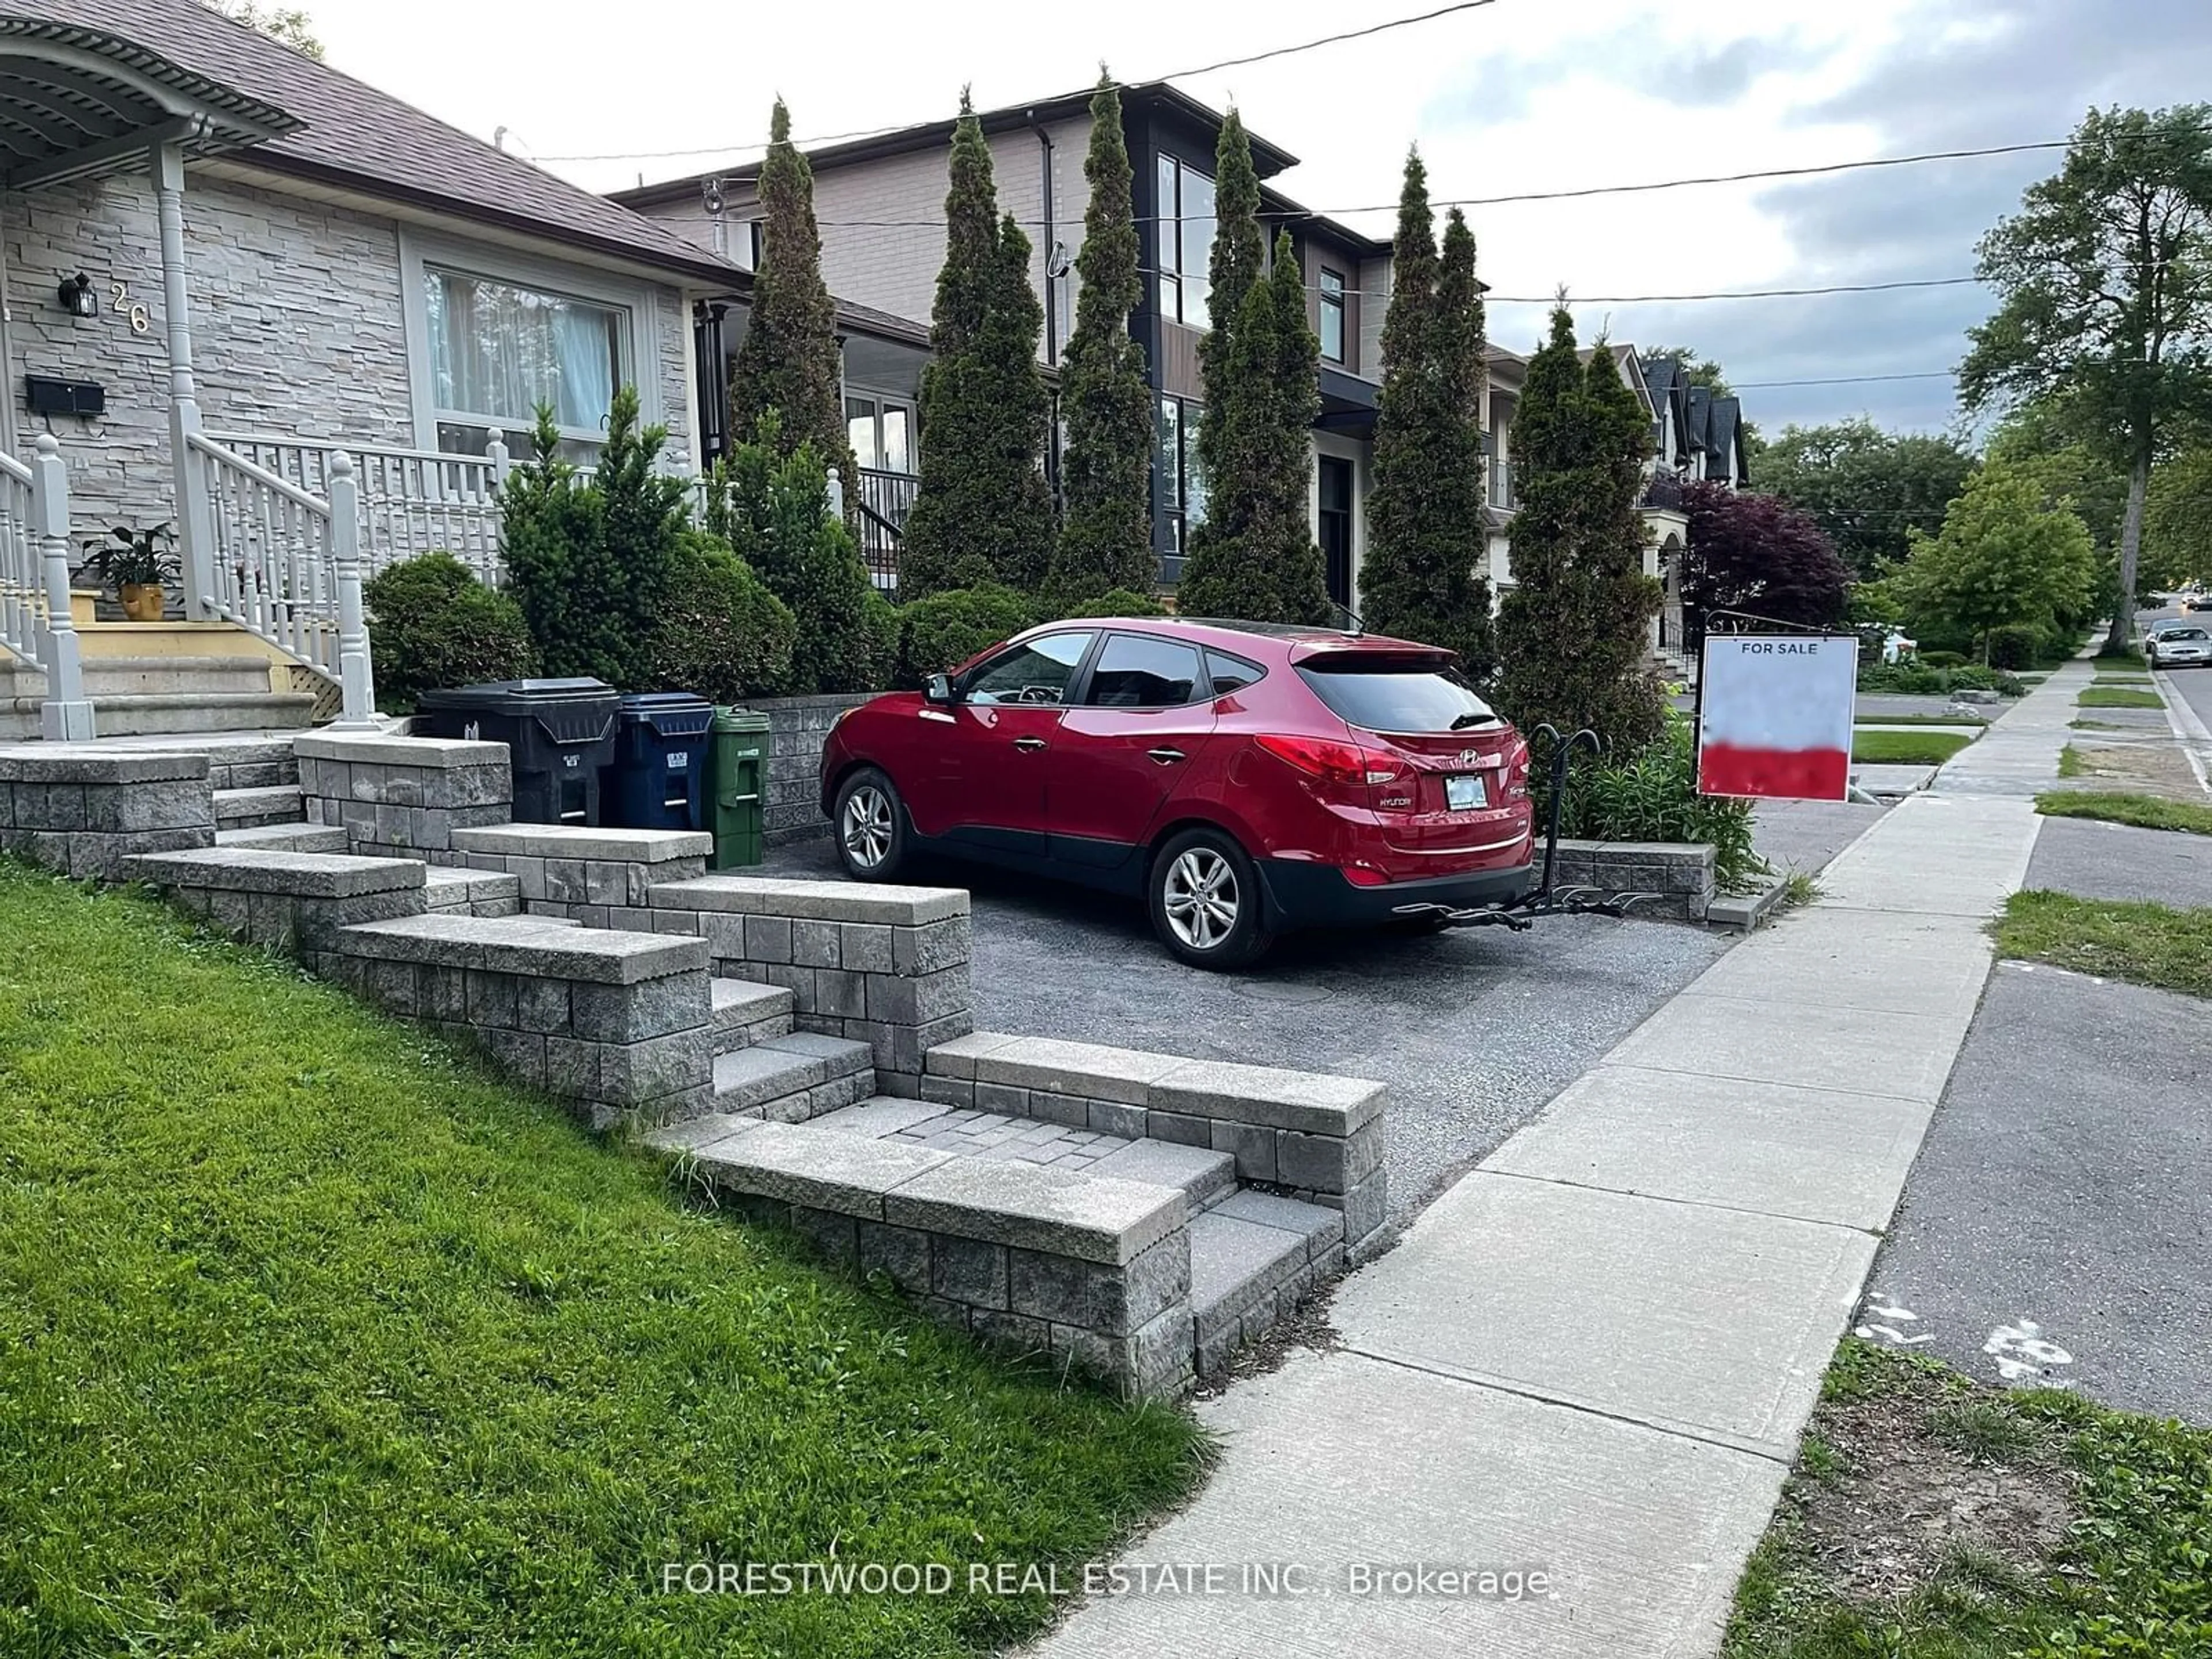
[1446,774,1486,810]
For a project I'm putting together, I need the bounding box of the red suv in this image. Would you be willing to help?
[819,618,1535,968]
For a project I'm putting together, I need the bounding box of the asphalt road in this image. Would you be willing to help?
[1862,803,2212,1425]
[759,838,1734,1230]
[1866,963,2212,1425]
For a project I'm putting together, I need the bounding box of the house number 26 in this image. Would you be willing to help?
[110,281,151,335]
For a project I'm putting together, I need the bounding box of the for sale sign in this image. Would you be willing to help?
[1697,634,1859,801]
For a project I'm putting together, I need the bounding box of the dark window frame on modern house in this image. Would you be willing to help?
[1318,453,1354,609]
[1318,266,1346,365]
[1155,153,1216,327]
[1155,392,1206,556]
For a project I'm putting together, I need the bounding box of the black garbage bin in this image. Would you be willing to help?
[604,692,714,831]
[416,677,621,827]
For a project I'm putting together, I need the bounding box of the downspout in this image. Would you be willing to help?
[1031,116,1062,511]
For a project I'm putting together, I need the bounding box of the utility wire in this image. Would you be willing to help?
[1731,370,1957,388]
[536,1,1499,163]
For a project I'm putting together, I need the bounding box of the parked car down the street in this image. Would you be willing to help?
[819,618,1537,968]
[2148,624,2212,668]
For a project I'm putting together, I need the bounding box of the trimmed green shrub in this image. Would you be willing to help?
[1558,711,1763,891]
[362,552,536,713]
[897,584,1033,684]
[642,531,797,702]
[1919,650,1968,669]
[1857,661,2027,698]
[1986,623,2040,671]
[1054,587,1166,620]
[500,391,684,688]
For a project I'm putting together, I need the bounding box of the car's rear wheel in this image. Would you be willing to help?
[1149,828,1271,971]
[834,767,908,882]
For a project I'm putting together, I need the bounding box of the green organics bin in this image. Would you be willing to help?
[708,706,771,869]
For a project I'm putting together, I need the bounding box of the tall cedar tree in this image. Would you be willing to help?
[1176,112,1329,624]
[1362,149,1493,669]
[901,96,1054,597]
[1494,308,1665,750]
[729,100,859,507]
[1047,74,1155,605]
[1961,104,2212,652]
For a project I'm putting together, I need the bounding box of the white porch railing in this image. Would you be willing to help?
[187,431,377,727]
[204,433,507,586]
[0,435,95,740]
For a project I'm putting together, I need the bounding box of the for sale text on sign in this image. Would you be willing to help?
[1696,634,1859,801]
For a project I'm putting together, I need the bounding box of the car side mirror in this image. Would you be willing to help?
[924,673,957,706]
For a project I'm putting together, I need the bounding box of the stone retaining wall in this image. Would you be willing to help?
[451,824,709,926]
[296,733,512,864]
[124,846,427,956]
[1550,838,1717,921]
[0,747,214,879]
[923,1034,1389,1261]
[746,693,874,846]
[662,1117,1193,1398]
[325,915,713,1132]
[649,875,973,1080]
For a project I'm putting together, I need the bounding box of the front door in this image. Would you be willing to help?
[1319,456,1354,612]
[1047,630,1217,875]
[900,630,1096,858]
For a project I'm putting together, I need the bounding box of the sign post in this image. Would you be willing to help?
[1697,633,1859,801]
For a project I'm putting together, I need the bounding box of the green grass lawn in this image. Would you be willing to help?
[2058,743,2086,778]
[1850,729,1974,766]
[0,861,1205,1657]
[1725,1341,2212,1658]
[2037,790,2212,836]
[1851,713,1986,728]
[1993,889,2212,999]
[2078,686,2165,709]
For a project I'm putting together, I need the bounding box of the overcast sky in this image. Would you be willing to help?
[301,0,2210,440]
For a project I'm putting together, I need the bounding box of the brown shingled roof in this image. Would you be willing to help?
[4,0,745,285]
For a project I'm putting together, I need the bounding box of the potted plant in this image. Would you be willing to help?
[84,523,179,622]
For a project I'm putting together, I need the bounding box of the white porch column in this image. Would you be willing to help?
[154,141,217,622]
[326,451,378,729]
[31,435,95,741]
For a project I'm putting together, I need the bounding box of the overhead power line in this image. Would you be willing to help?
[536,1,1499,164]
[1731,370,1958,389]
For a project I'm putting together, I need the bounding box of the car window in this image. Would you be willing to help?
[1205,650,1265,697]
[1296,658,1500,733]
[1080,633,1205,708]
[2165,628,2209,642]
[964,632,1095,706]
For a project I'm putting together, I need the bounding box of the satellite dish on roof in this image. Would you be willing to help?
[1046,241,1074,279]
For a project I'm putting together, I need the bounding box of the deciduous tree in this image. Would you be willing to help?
[1891,461,2099,659]
[1961,104,2212,652]
[1755,419,1977,578]
[1678,480,1851,632]
[1047,74,1156,606]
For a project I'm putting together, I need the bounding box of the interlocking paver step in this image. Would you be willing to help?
[216,822,349,854]
[711,1031,873,1121]
[711,976,796,1054]
[214,783,305,830]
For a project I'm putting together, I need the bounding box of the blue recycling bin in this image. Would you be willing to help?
[604,692,714,831]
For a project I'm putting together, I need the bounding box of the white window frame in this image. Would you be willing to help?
[844,387,918,477]
[397,227,664,456]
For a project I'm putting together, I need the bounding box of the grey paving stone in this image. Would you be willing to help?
[921,1031,1022,1079]
[1089,1138,1239,1206]
[125,846,426,899]
[972,1035,1185,1106]
[810,1098,952,1139]
[338,915,706,983]
[694,1122,951,1220]
[1189,1212,1312,1338]
[649,874,967,925]
[884,1160,1185,1266]
[1153,1058,1388,1136]
[453,824,712,862]
[1209,1188,1346,1255]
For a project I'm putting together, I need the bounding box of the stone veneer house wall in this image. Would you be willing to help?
[0,0,749,543]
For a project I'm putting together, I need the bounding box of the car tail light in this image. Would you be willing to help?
[1255,733,1402,789]
[1341,863,1391,888]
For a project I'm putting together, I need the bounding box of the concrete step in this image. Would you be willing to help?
[75,656,278,698]
[214,783,305,830]
[712,976,796,1054]
[77,692,318,735]
[1188,1191,1347,1378]
[217,822,349,854]
[711,1031,874,1123]
[810,1098,1238,1208]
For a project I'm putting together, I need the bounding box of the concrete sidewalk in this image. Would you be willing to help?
[1934,659,2090,798]
[1027,793,2039,1659]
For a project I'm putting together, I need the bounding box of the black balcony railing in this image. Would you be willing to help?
[1487,457,1515,512]
[1640,470,1687,512]
[855,466,916,589]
